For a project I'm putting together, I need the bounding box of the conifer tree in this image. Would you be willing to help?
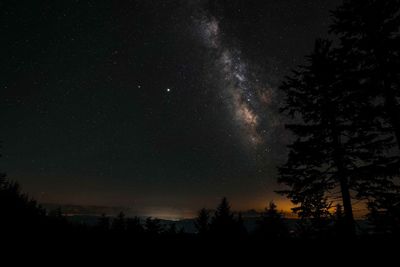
[279,39,356,235]
[126,216,144,235]
[330,0,400,231]
[112,211,126,232]
[279,25,400,237]
[194,208,210,236]
[210,197,237,237]
[97,213,110,231]
[145,217,163,236]
[255,201,288,239]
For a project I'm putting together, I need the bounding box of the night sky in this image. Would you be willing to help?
[1,0,341,218]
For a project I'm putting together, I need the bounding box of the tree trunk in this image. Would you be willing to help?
[331,124,356,237]
[338,171,356,237]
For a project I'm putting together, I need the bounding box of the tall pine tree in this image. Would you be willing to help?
[278,38,398,236]
[279,39,355,235]
[331,0,400,231]
[194,208,210,236]
[210,197,238,238]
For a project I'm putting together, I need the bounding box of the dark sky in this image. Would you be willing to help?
[1,0,341,218]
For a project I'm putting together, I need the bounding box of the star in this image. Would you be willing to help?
[166,88,171,92]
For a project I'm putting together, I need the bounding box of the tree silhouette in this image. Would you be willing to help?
[210,197,238,238]
[330,0,400,233]
[279,39,358,236]
[278,28,400,237]
[0,171,5,187]
[126,216,144,235]
[97,213,110,231]
[255,202,288,239]
[0,178,48,232]
[145,217,163,236]
[166,223,178,236]
[111,211,126,232]
[236,212,248,238]
[367,194,400,236]
[47,207,69,229]
[294,191,333,239]
[194,208,210,236]
[277,0,400,239]
[332,204,347,237]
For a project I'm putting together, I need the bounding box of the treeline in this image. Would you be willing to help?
[0,177,396,240]
[278,0,400,237]
[0,177,74,233]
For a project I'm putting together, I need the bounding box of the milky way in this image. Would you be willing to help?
[194,10,275,151]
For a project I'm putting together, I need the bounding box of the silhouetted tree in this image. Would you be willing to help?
[0,178,47,232]
[278,34,400,237]
[166,223,177,235]
[210,197,237,238]
[97,213,110,231]
[279,39,358,236]
[0,145,50,232]
[0,171,5,186]
[126,216,144,235]
[367,194,400,236]
[177,226,186,236]
[236,212,248,238]
[145,217,163,236]
[194,208,210,236]
[330,0,400,233]
[112,212,126,232]
[255,201,288,239]
[293,191,333,239]
[333,204,347,237]
[47,207,68,228]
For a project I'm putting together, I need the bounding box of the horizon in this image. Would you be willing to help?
[39,199,368,221]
